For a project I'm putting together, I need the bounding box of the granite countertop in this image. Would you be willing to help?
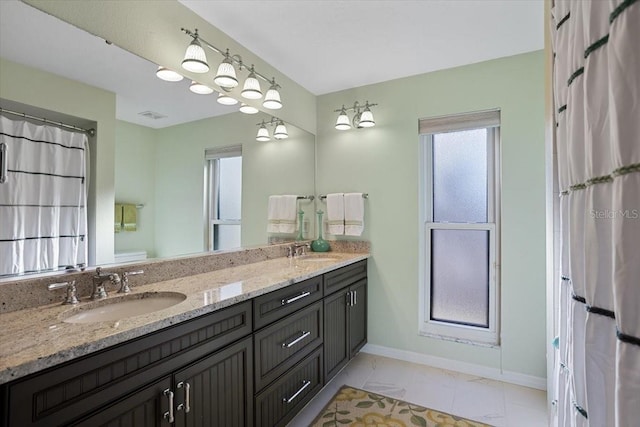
[0,252,368,385]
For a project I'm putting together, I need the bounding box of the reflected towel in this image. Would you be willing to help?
[267,195,280,233]
[326,193,345,235]
[122,204,137,232]
[114,204,123,233]
[344,193,364,236]
[279,195,298,234]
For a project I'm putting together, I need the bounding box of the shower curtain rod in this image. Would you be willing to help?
[0,107,96,136]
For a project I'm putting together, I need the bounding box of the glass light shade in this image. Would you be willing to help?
[189,81,213,95]
[156,66,183,82]
[182,39,209,73]
[217,93,238,105]
[335,111,351,130]
[239,103,259,114]
[274,121,288,140]
[241,73,263,99]
[256,124,270,142]
[214,59,238,88]
[263,86,282,110]
[358,107,375,128]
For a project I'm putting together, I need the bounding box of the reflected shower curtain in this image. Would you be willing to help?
[551,0,639,426]
[0,115,88,276]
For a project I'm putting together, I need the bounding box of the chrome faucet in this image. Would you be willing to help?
[91,267,121,300]
[119,270,144,293]
[288,242,311,258]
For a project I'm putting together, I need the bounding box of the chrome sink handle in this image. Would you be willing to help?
[48,280,79,305]
[119,270,144,293]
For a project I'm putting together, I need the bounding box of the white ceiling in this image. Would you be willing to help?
[0,0,543,128]
[179,0,544,95]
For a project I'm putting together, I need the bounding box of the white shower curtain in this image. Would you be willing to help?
[0,115,88,276]
[551,0,639,426]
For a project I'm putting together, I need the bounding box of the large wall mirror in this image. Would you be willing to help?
[0,1,315,279]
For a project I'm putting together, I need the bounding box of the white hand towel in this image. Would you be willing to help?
[326,193,345,235]
[267,195,280,233]
[344,193,364,236]
[279,195,298,234]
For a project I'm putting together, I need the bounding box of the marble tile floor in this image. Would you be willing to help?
[288,352,548,427]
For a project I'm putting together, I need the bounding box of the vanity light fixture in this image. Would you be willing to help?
[263,80,282,110]
[335,106,351,130]
[256,117,288,141]
[156,66,184,82]
[217,92,239,106]
[273,120,289,140]
[256,121,271,142]
[214,49,239,89]
[241,66,263,99]
[180,28,284,108]
[239,103,259,114]
[189,81,214,95]
[181,30,209,73]
[334,101,378,130]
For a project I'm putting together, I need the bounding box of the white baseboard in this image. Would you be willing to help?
[361,343,547,391]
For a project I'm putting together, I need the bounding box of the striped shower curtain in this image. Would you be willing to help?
[0,115,88,276]
[551,0,639,426]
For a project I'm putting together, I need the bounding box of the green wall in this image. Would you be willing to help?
[114,121,157,258]
[316,51,546,379]
[152,113,315,258]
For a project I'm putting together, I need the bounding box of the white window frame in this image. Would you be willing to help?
[203,145,242,252]
[418,110,501,346]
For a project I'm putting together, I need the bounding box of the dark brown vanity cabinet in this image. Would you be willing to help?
[323,260,368,383]
[252,276,324,427]
[1,259,368,427]
[1,301,253,427]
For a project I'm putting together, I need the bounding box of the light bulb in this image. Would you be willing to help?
[156,66,183,82]
[217,93,238,105]
[189,81,213,95]
[239,103,259,114]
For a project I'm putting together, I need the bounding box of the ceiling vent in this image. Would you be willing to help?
[138,111,167,120]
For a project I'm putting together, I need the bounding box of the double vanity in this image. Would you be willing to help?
[0,244,369,427]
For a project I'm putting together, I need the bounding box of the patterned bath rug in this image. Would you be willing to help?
[310,385,493,427]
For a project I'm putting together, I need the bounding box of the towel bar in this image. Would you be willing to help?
[296,195,315,201]
[319,193,368,200]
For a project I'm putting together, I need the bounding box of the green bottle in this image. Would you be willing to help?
[311,210,330,252]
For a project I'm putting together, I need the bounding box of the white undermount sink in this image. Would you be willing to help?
[62,292,187,324]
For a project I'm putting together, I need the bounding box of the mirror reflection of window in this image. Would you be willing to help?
[205,146,242,251]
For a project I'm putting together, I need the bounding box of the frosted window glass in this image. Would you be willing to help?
[431,229,489,327]
[433,129,487,222]
[215,224,241,250]
[218,157,242,219]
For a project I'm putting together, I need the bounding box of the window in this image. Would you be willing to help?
[418,110,500,345]
[204,146,242,251]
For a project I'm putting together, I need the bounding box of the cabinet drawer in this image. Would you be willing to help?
[253,276,322,329]
[254,301,323,392]
[323,260,367,295]
[5,301,252,427]
[254,346,323,427]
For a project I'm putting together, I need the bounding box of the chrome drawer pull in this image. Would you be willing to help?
[177,381,191,413]
[281,291,311,305]
[163,389,175,423]
[282,380,311,404]
[282,331,311,348]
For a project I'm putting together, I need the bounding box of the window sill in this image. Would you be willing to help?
[418,330,500,348]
